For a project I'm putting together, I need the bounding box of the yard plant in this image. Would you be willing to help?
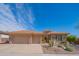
[67,35,77,43]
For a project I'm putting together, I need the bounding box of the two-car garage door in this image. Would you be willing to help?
[11,34,41,44]
[12,35,31,44]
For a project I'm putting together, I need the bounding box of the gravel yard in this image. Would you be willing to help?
[42,44,79,55]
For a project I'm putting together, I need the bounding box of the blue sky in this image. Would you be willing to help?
[0,3,79,37]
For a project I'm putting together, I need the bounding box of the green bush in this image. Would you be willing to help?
[58,41,74,52]
[64,46,73,52]
[65,43,74,52]
[67,35,76,43]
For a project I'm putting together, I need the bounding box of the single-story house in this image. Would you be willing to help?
[8,30,69,44]
[0,31,9,43]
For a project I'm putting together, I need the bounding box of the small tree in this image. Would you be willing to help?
[67,35,76,43]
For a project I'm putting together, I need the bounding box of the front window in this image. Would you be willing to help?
[52,35,57,40]
[58,35,62,41]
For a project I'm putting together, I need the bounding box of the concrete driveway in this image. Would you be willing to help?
[0,44,43,56]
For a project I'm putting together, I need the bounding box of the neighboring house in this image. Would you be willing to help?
[9,30,69,44]
[0,31,9,44]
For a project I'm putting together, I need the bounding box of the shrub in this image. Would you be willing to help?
[58,41,74,52]
[64,46,74,52]
[58,44,66,49]
[64,42,74,52]
[67,35,76,43]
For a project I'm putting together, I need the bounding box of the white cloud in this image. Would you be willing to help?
[0,3,24,32]
[15,3,35,30]
[0,3,35,32]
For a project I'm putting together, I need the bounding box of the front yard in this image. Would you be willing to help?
[41,43,79,55]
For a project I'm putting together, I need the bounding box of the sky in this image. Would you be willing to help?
[0,3,79,37]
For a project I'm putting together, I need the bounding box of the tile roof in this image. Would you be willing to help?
[48,32,69,35]
[9,30,43,35]
[8,30,69,35]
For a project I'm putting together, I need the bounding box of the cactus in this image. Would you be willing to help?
[48,39,54,47]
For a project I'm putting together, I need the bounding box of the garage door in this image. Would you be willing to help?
[32,35,40,44]
[12,35,31,44]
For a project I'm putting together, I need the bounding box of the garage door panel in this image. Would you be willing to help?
[12,35,31,44]
[32,35,40,44]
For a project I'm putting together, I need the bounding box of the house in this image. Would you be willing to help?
[8,30,69,44]
[0,31,9,43]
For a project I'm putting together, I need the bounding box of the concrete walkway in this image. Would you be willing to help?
[0,44,43,56]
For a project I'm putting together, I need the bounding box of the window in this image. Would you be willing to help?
[58,35,62,41]
[52,35,57,40]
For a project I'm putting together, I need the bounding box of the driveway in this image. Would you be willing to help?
[0,44,43,56]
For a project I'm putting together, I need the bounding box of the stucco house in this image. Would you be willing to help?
[8,30,69,44]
